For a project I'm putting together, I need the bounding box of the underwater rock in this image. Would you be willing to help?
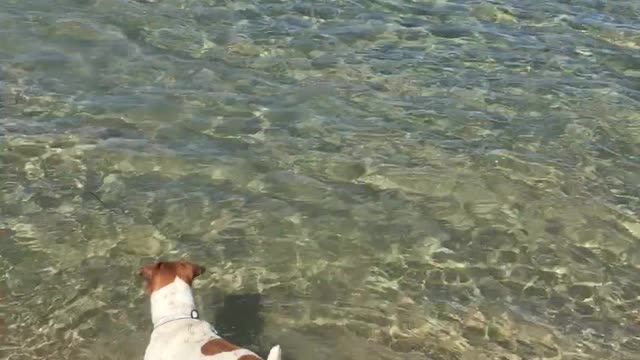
[121,224,168,256]
[49,19,126,42]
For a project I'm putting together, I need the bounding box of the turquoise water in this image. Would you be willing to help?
[1,0,640,359]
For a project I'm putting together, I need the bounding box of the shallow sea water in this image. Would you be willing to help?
[1,0,640,359]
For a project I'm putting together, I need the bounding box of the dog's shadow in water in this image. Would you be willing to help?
[211,293,295,360]
[211,293,265,348]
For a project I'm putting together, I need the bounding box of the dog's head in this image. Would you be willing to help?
[138,259,205,294]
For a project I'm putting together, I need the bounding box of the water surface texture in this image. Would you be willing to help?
[2,0,640,359]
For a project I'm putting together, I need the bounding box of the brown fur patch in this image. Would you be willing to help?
[201,338,240,356]
[238,355,262,360]
[139,259,205,294]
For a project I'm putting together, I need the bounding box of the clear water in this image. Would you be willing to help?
[1,0,640,359]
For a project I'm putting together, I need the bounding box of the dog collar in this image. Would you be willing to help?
[154,310,200,329]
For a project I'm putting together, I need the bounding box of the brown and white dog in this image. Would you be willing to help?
[139,259,282,360]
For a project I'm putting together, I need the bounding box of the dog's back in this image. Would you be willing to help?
[145,320,281,359]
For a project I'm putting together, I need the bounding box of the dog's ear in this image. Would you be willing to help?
[138,262,161,280]
[177,259,205,284]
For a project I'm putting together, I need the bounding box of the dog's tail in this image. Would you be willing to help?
[266,345,281,360]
